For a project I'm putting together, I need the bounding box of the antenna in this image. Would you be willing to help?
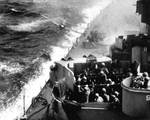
[20,82,27,120]
[23,88,26,116]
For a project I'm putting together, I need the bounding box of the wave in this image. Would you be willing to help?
[6,19,55,32]
[0,61,53,120]
[0,61,25,75]
[6,16,67,34]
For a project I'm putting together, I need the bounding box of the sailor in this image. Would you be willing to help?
[100,62,109,75]
[103,93,110,102]
[142,72,150,89]
[131,76,144,89]
[94,93,104,102]
[97,70,107,84]
[84,85,91,103]
[77,85,83,93]
[81,75,88,85]
[76,76,82,85]
[131,61,139,76]
[105,78,115,86]
[94,63,100,74]
[101,88,110,102]
[110,71,117,83]
[110,94,119,103]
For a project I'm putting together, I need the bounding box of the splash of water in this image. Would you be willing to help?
[0,61,53,120]
[91,0,144,46]
[56,0,113,53]
[0,0,112,120]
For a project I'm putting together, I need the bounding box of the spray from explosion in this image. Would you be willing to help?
[91,0,146,45]
[0,0,112,120]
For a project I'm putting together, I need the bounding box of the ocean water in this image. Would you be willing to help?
[0,0,112,119]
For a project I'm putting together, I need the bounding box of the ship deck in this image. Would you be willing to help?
[77,109,149,120]
[63,100,150,120]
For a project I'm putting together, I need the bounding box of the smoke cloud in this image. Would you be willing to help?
[91,0,146,45]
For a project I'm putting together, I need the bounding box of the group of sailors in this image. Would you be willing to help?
[66,62,122,105]
[130,72,150,89]
[128,61,150,89]
[65,59,150,106]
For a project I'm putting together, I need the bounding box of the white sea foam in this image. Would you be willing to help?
[0,62,25,75]
[6,17,66,32]
[0,61,53,120]
[0,0,112,119]
[7,20,44,32]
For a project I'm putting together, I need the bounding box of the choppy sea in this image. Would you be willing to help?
[0,0,112,119]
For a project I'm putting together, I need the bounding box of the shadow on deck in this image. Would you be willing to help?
[77,109,149,120]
